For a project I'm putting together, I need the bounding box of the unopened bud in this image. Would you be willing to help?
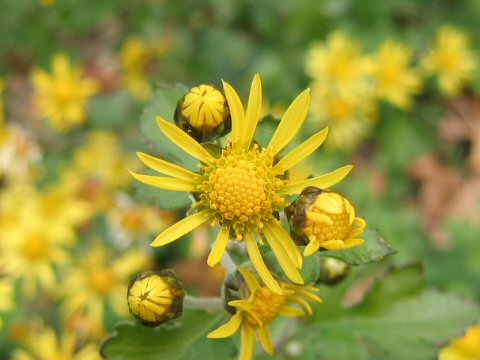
[174,84,231,142]
[127,270,185,327]
[318,257,350,286]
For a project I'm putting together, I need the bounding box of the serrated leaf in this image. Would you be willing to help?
[319,229,396,265]
[140,84,198,171]
[294,290,479,360]
[101,310,237,360]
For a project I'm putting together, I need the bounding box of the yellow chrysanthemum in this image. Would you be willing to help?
[208,267,321,360]
[306,31,370,97]
[422,26,477,96]
[367,39,422,109]
[131,74,353,294]
[11,326,101,360]
[309,84,376,151]
[439,323,480,360]
[287,188,366,256]
[59,240,149,336]
[31,54,99,132]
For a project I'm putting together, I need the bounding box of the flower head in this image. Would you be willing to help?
[366,39,422,109]
[422,26,477,96]
[208,267,321,360]
[131,75,353,294]
[31,54,99,132]
[286,187,366,256]
[174,84,231,141]
[127,270,185,326]
[439,323,480,360]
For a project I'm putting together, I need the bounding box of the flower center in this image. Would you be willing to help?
[89,268,115,295]
[303,193,352,242]
[244,287,286,327]
[200,145,284,239]
[21,234,49,261]
[121,209,146,233]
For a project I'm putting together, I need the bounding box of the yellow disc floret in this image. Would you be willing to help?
[243,287,287,327]
[199,144,284,240]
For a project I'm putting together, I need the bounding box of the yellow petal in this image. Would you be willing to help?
[237,266,261,294]
[273,127,328,172]
[289,297,313,315]
[240,326,256,360]
[136,152,200,181]
[304,240,320,256]
[306,212,333,226]
[264,222,302,268]
[296,289,323,303]
[222,80,245,146]
[129,171,198,192]
[228,300,252,312]
[257,326,274,355]
[207,312,243,338]
[279,165,353,194]
[280,306,305,317]
[243,74,262,149]
[245,233,282,294]
[320,240,345,250]
[268,88,310,155]
[207,224,231,267]
[315,193,343,214]
[156,116,214,164]
[262,227,304,284]
[150,210,212,247]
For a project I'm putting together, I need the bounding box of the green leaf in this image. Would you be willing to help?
[101,310,237,360]
[319,229,396,266]
[88,91,139,130]
[140,83,198,172]
[292,266,479,359]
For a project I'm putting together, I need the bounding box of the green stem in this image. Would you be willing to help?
[183,295,224,312]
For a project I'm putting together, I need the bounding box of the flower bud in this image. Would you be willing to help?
[127,270,185,327]
[174,84,231,142]
[286,187,366,256]
[318,257,350,286]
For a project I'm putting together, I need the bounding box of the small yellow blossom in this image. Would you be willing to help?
[127,270,185,326]
[309,84,376,151]
[439,323,480,360]
[208,267,321,360]
[422,26,477,96]
[31,53,99,132]
[175,84,231,141]
[59,240,149,336]
[366,39,422,109]
[306,31,370,97]
[287,187,366,255]
[131,74,353,294]
[11,326,101,360]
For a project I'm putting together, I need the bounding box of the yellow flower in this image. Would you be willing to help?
[127,270,185,326]
[11,326,101,360]
[439,323,480,360]
[208,267,321,360]
[59,240,149,335]
[422,26,477,96]
[131,74,353,294]
[367,39,422,109]
[287,188,366,256]
[309,84,376,151]
[306,31,370,97]
[31,54,99,132]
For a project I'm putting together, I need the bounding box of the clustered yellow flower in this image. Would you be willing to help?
[31,54,99,132]
[131,74,355,294]
[208,267,322,360]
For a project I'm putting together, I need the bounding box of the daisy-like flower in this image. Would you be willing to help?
[305,31,370,98]
[422,26,477,96]
[287,187,366,256]
[11,326,101,360]
[131,74,352,294]
[439,322,480,360]
[309,84,376,151]
[31,53,99,132]
[59,240,149,336]
[208,267,321,360]
[366,39,422,109]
